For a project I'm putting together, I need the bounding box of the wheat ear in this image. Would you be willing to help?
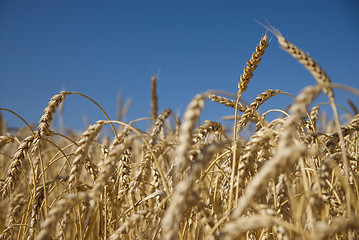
[192,120,223,144]
[149,108,172,147]
[272,30,333,98]
[27,185,46,240]
[55,209,71,240]
[0,193,26,240]
[38,91,71,137]
[235,127,277,197]
[108,210,150,240]
[172,93,207,183]
[1,135,35,197]
[237,34,268,100]
[346,113,359,131]
[151,76,159,121]
[306,104,320,131]
[0,134,15,151]
[208,94,247,112]
[115,148,132,199]
[132,142,166,191]
[236,89,283,132]
[68,120,105,189]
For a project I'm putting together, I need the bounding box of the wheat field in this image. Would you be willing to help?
[0,30,358,240]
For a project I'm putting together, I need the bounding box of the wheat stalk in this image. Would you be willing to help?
[35,192,89,240]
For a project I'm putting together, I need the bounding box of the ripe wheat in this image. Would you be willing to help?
[0,31,358,240]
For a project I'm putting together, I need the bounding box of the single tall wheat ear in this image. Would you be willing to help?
[237,34,269,100]
[228,34,269,215]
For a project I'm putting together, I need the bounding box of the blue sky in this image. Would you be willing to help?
[1,0,358,132]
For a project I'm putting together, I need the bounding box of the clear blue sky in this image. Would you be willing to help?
[1,0,358,131]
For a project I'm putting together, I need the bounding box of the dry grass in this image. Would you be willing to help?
[1,30,359,240]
